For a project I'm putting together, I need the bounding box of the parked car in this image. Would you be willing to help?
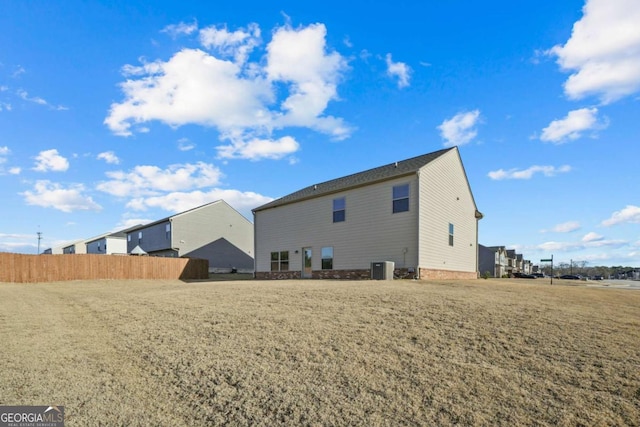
[513,272,536,279]
[531,273,545,278]
[560,274,581,280]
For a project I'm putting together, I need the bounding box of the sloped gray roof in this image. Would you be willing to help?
[253,147,455,212]
[130,245,147,255]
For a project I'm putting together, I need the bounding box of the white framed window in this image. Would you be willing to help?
[392,184,409,213]
[449,223,454,246]
[270,251,289,271]
[166,223,171,239]
[321,247,333,270]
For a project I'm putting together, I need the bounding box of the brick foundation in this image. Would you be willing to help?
[418,268,478,280]
[256,268,478,280]
[312,269,371,280]
[255,271,301,280]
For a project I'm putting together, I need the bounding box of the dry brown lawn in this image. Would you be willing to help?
[0,278,638,426]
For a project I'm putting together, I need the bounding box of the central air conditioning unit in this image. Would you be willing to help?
[371,261,394,280]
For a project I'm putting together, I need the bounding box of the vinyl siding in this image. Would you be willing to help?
[255,175,419,272]
[418,149,478,272]
[171,201,254,270]
[127,221,172,254]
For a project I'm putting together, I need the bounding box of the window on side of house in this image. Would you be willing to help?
[166,223,171,239]
[392,184,410,213]
[333,197,345,223]
[138,231,143,244]
[270,251,290,271]
[127,234,131,242]
[449,223,454,246]
[321,247,334,270]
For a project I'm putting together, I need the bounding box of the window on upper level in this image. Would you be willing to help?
[392,184,409,213]
[138,231,143,244]
[449,223,454,246]
[333,197,346,223]
[166,223,171,239]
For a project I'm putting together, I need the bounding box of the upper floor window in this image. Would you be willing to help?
[333,197,346,223]
[166,223,171,239]
[448,223,454,246]
[127,234,131,242]
[392,184,409,213]
[138,231,143,244]
[270,251,289,271]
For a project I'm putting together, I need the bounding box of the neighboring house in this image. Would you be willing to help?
[523,259,532,274]
[506,249,516,275]
[85,225,140,255]
[478,245,508,278]
[252,147,483,280]
[125,200,254,273]
[62,239,87,254]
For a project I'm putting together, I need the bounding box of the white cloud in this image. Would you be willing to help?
[488,165,571,180]
[582,232,604,242]
[161,20,198,38]
[540,107,606,143]
[548,0,640,103]
[105,22,352,161]
[541,221,582,233]
[601,205,640,226]
[97,151,120,164]
[21,180,102,213]
[0,146,9,156]
[177,138,195,151]
[538,237,627,253]
[265,23,351,138]
[199,23,261,64]
[8,167,21,175]
[385,53,411,88]
[126,189,272,218]
[97,162,222,197]
[33,149,69,172]
[437,110,481,147]
[16,89,67,110]
[216,136,299,160]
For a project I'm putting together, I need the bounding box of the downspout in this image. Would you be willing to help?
[252,210,257,279]
[475,210,484,278]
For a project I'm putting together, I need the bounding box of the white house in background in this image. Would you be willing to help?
[125,200,254,273]
[85,225,140,255]
[252,146,483,280]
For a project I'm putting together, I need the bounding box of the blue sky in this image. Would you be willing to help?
[1,0,639,267]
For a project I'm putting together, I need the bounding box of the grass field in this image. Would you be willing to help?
[1,278,639,426]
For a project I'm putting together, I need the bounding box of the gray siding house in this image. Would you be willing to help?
[253,147,482,280]
[478,245,508,278]
[126,200,254,272]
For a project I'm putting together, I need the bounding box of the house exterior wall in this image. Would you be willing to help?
[63,241,87,254]
[87,237,127,255]
[86,238,107,254]
[171,201,254,272]
[127,221,172,254]
[254,175,420,276]
[417,150,479,277]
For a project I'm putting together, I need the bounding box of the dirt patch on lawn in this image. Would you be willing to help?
[1,278,638,426]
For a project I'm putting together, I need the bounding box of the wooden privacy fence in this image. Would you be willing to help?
[0,253,209,283]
